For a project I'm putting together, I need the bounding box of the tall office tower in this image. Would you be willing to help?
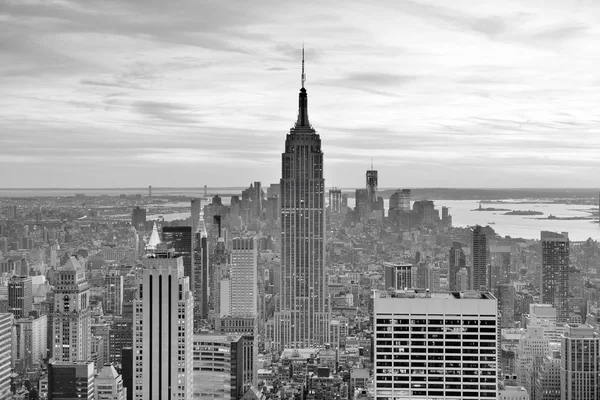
[533,348,561,400]
[329,188,342,214]
[355,189,368,219]
[448,242,466,292]
[516,326,550,395]
[47,360,95,400]
[373,290,498,399]
[14,314,47,372]
[192,333,253,400]
[472,225,488,291]
[8,275,32,318]
[52,257,91,362]
[529,304,558,341]
[229,238,257,317]
[497,283,516,328]
[193,219,210,324]
[0,313,12,399]
[96,364,127,400]
[540,231,570,324]
[131,207,146,229]
[383,262,412,290]
[560,324,599,400]
[276,53,329,349]
[490,245,512,293]
[132,255,193,400]
[104,271,123,315]
[366,168,378,213]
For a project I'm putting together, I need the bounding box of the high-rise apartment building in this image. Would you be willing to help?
[355,189,368,219]
[448,242,466,292]
[540,231,569,324]
[132,255,193,400]
[47,360,95,400]
[8,275,32,319]
[52,257,91,362]
[472,225,488,291]
[275,54,329,349]
[373,290,498,399]
[383,262,412,290]
[0,313,12,399]
[560,324,599,400]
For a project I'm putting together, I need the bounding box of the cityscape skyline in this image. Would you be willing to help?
[2,0,600,188]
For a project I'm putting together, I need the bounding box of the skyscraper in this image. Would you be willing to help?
[560,324,599,400]
[52,257,91,362]
[104,271,123,315]
[191,198,202,234]
[366,168,378,214]
[193,218,209,324]
[8,275,32,319]
[373,290,498,399]
[472,225,488,291]
[276,50,328,348]
[229,238,257,317]
[541,231,570,324]
[448,242,466,292]
[132,255,193,400]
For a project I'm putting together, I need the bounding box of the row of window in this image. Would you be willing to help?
[376,318,496,325]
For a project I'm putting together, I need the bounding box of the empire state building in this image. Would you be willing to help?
[275,52,329,348]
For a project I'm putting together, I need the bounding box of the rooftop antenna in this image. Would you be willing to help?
[301,44,305,88]
[371,158,373,170]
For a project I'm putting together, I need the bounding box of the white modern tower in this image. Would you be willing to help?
[373,290,498,400]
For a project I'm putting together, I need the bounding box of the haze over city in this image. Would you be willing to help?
[2,0,600,188]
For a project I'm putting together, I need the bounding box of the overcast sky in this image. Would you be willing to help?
[1,0,600,188]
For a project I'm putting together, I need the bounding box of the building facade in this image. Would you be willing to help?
[373,290,498,400]
[132,256,193,400]
[560,324,599,400]
[52,257,91,362]
[471,226,488,291]
[0,313,12,399]
[8,275,32,319]
[47,360,95,400]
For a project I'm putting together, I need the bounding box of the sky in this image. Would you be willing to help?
[1,0,600,189]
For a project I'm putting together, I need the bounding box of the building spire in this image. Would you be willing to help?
[295,45,310,128]
[301,44,305,88]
